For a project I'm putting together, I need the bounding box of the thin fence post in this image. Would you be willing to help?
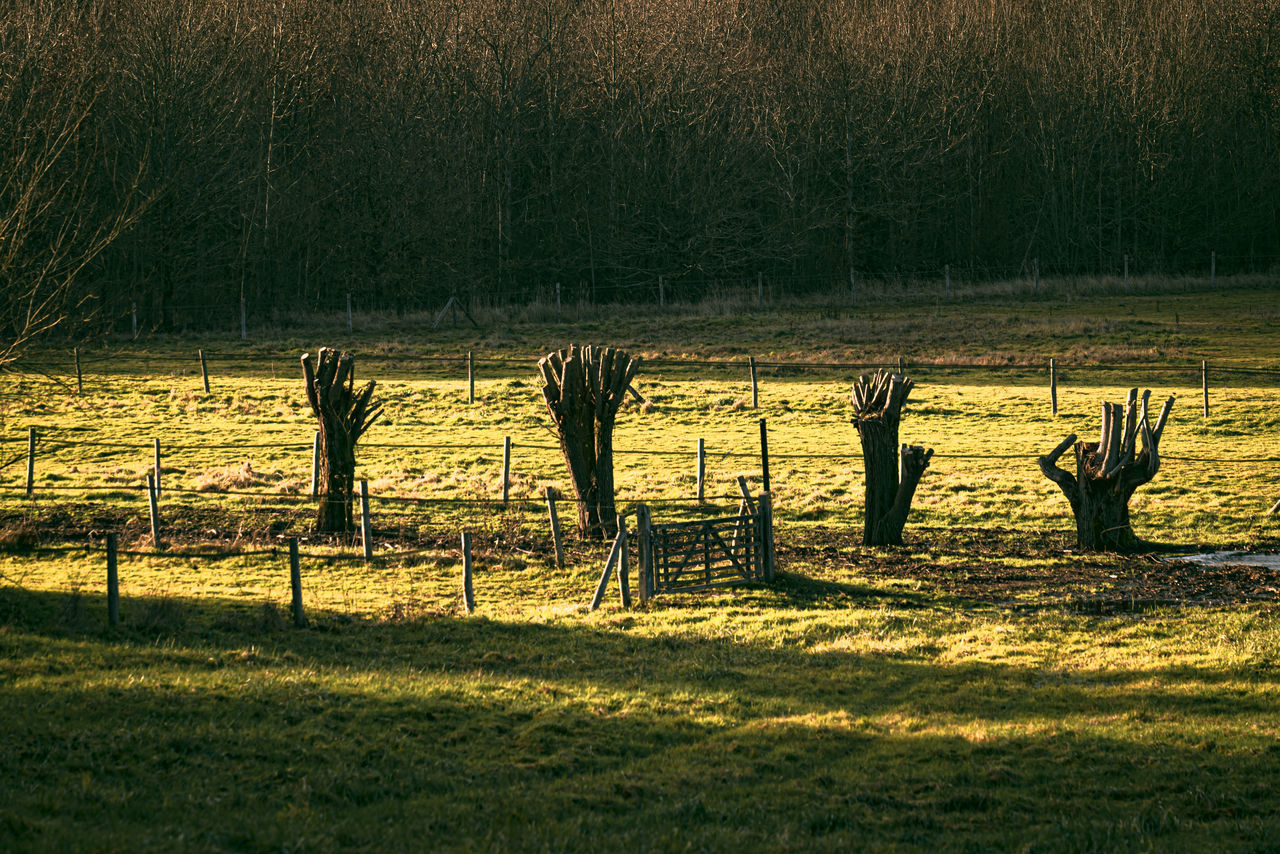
[760,492,775,582]
[131,302,138,339]
[106,532,119,628]
[310,432,320,497]
[199,349,211,393]
[467,351,475,404]
[461,532,475,614]
[616,514,631,608]
[346,292,353,334]
[146,472,161,549]
[749,356,759,408]
[659,276,665,308]
[240,298,247,340]
[74,347,83,395]
[1202,360,1209,418]
[501,436,511,504]
[289,538,306,628]
[360,479,373,561]
[25,427,35,498]
[545,486,565,570]
[1050,358,1058,417]
[897,356,904,375]
[759,418,770,494]
[590,530,623,611]
[696,438,705,504]
[153,438,161,499]
[637,504,652,604]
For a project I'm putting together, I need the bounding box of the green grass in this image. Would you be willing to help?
[3,285,1280,851]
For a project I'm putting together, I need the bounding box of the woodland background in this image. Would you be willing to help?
[3,0,1278,339]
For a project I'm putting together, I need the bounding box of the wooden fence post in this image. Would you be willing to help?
[131,302,138,339]
[199,349,211,393]
[897,356,904,375]
[1202,360,1209,418]
[749,356,759,408]
[637,504,652,604]
[501,436,512,504]
[467,351,475,404]
[25,427,35,498]
[545,486,565,570]
[146,472,161,549]
[153,438,161,499]
[289,537,306,628]
[696,438,705,504]
[760,492,776,582]
[1050,358,1058,416]
[74,347,83,395]
[360,479,373,561]
[461,532,475,614]
[759,418,770,494]
[590,530,623,611]
[659,276,665,308]
[106,532,119,628]
[310,432,320,497]
[616,513,631,608]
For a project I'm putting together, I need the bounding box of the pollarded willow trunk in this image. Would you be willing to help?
[538,344,639,539]
[302,348,382,534]
[853,369,933,546]
[1038,389,1174,552]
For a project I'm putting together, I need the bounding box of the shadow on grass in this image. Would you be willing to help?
[3,585,1280,851]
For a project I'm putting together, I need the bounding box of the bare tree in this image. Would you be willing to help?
[302,348,382,534]
[852,369,932,546]
[1039,389,1174,552]
[0,11,143,368]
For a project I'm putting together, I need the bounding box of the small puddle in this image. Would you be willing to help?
[1165,552,1280,570]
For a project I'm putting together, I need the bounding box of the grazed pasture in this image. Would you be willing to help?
[2,286,1280,851]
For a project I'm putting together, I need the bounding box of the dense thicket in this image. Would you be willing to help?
[4,0,1278,335]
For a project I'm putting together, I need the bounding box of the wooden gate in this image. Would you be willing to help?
[639,493,774,599]
[587,493,776,609]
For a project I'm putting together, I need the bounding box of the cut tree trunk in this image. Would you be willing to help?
[538,344,639,538]
[853,369,933,546]
[302,348,382,533]
[1038,389,1174,552]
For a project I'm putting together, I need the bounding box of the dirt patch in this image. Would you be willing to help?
[781,527,1280,612]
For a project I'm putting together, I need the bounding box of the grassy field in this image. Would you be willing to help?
[3,284,1280,851]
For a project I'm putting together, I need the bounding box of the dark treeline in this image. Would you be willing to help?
[3,0,1278,336]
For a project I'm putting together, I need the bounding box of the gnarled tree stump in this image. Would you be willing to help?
[853,369,933,546]
[302,348,382,533]
[1038,389,1174,552]
[538,344,639,539]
